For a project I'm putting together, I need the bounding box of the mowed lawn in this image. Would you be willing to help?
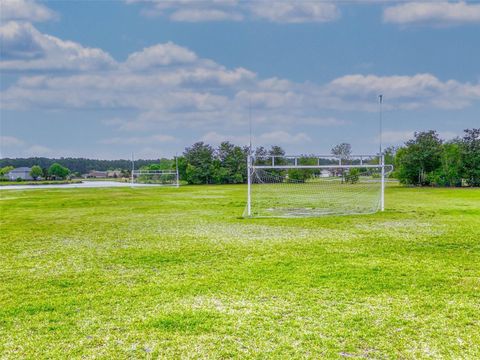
[0,185,479,359]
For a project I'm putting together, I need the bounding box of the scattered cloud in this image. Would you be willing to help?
[1,135,26,147]
[0,136,54,157]
[323,73,480,110]
[2,28,479,151]
[201,131,250,145]
[125,42,197,69]
[25,144,52,156]
[170,8,243,22]
[248,1,339,23]
[127,0,340,23]
[259,130,311,144]
[201,130,311,146]
[100,134,177,145]
[0,0,57,23]
[378,130,414,144]
[383,1,480,26]
[0,21,116,71]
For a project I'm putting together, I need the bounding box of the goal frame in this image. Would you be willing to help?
[246,153,392,217]
[130,157,180,187]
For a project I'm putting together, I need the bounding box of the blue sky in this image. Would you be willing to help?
[1,0,479,159]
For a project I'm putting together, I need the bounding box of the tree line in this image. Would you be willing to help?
[2,128,478,186]
[0,157,162,176]
[394,128,479,187]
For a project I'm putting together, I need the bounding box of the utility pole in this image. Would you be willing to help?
[131,152,134,186]
[379,94,383,156]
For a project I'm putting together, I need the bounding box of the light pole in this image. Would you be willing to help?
[131,152,134,186]
[379,94,383,156]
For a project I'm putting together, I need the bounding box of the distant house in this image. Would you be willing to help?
[7,167,33,180]
[107,170,122,178]
[83,170,108,178]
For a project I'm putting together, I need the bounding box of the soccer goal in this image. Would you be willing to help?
[245,154,393,217]
[131,169,179,186]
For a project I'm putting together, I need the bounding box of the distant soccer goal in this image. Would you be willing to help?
[245,154,392,217]
[131,169,179,186]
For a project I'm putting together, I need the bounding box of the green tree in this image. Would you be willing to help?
[287,169,310,182]
[429,141,462,187]
[254,146,269,166]
[215,142,247,184]
[345,168,360,184]
[30,165,43,180]
[269,145,286,165]
[460,128,480,187]
[183,142,214,184]
[396,131,443,185]
[331,143,352,162]
[48,163,70,180]
[144,158,174,171]
[0,166,14,178]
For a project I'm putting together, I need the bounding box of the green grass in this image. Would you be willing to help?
[0,185,479,358]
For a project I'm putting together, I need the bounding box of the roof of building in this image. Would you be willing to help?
[9,167,32,172]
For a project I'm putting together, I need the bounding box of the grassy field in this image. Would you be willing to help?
[0,184,479,359]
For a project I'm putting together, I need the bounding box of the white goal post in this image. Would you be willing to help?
[131,169,179,186]
[245,154,393,217]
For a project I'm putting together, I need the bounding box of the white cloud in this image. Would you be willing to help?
[125,42,197,69]
[249,1,339,23]
[1,135,25,147]
[378,130,414,144]
[127,0,340,23]
[383,1,480,25]
[0,135,56,157]
[2,29,479,142]
[323,73,480,110]
[259,130,311,144]
[201,131,250,145]
[0,0,57,22]
[201,130,311,146]
[0,21,116,71]
[100,134,177,145]
[25,144,52,155]
[170,8,243,22]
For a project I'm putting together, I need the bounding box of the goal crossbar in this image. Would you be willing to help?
[253,164,387,169]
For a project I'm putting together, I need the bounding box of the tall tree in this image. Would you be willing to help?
[460,128,480,186]
[396,130,443,185]
[48,163,70,180]
[215,142,247,184]
[331,143,352,161]
[30,165,43,180]
[269,145,286,165]
[183,142,214,184]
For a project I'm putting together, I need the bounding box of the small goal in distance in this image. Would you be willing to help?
[245,154,393,217]
[131,169,179,187]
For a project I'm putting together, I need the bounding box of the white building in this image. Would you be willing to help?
[7,167,33,180]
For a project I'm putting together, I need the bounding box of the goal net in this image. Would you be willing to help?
[132,170,179,186]
[245,155,391,217]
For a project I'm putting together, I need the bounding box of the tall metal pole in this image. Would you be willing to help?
[381,154,385,212]
[247,96,252,217]
[131,152,134,186]
[379,94,383,156]
[247,154,251,216]
[379,95,384,212]
[175,155,179,188]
